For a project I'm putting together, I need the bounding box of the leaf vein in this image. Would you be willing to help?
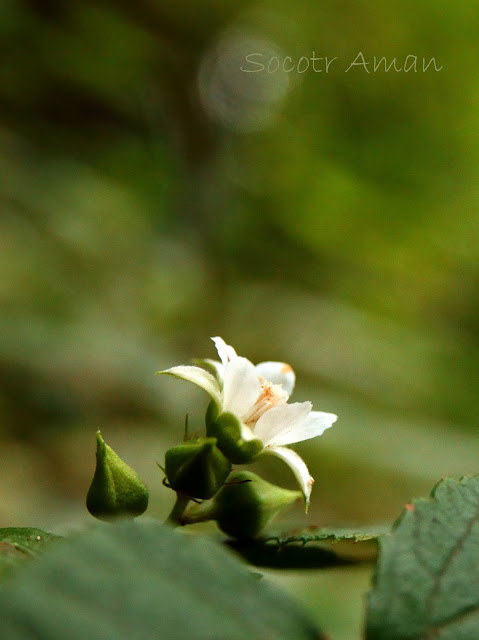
[420,601,479,639]
[425,508,479,617]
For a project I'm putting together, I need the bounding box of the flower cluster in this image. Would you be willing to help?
[159,337,337,508]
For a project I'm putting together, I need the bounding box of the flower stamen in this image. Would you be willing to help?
[243,377,288,428]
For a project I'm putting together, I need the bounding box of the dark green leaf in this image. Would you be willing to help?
[264,524,390,546]
[228,539,354,569]
[0,520,323,640]
[230,525,388,569]
[366,475,479,639]
[0,528,59,579]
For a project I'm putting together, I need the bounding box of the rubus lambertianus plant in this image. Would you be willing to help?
[81,336,337,534]
[3,337,477,640]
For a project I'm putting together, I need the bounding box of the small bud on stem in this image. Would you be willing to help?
[86,431,149,521]
[164,437,231,500]
[183,470,301,539]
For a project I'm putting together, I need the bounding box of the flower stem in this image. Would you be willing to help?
[165,493,190,527]
[180,502,215,526]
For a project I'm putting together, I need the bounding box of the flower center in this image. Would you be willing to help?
[242,377,288,428]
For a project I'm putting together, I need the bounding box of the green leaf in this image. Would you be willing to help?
[0,528,59,579]
[264,524,390,546]
[366,475,479,639]
[230,524,387,569]
[228,539,356,569]
[0,521,324,640]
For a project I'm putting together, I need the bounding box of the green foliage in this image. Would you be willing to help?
[366,475,479,639]
[230,525,386,569]
[0,521,323,640]
[264,524,390,546]
[0,528,59,578]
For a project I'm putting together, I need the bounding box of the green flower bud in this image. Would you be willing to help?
[206,401,263,464]
[187,470,301,539]
[164,437,231,500]
[86,431,149,521]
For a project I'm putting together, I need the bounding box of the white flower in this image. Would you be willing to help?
[158,337,337,507]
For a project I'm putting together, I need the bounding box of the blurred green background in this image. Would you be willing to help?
[1,1,479,637]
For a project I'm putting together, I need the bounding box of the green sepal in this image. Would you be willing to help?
[205,401,263,464]
[86,431,149,521]
[187,470,301,539]
[164,437,231,500]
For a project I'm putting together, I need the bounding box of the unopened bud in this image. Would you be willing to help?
[86,431,149,521]
[164,437,231,500]
[187,470,301,539]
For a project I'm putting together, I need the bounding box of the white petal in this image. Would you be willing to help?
[263,446,314,509]
[255,361,296,397]
[157,366,222,407]
[194,358,225,386]
[222,356,261,418]
[254,402,312,446]
[267,410,338,447]
[211,337,238,366]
